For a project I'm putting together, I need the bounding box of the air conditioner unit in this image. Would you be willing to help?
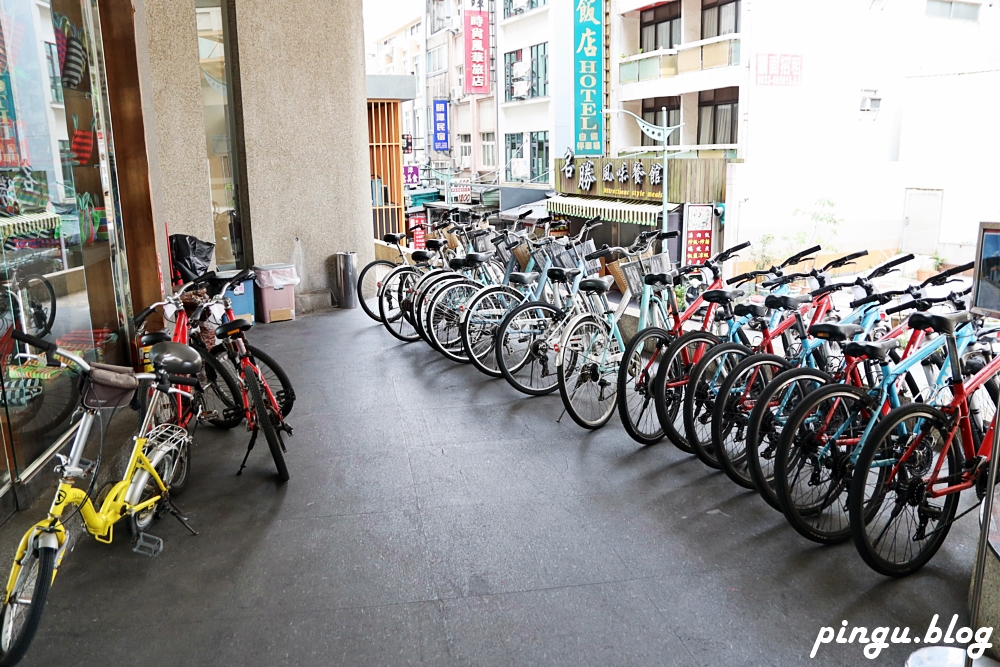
[512,0,530,11]
[460,155,472,169]
[451,15,462,31]
[511,61,531,80]
[512,80,531,98]
[452,86,464,100]
[510,158,529,180]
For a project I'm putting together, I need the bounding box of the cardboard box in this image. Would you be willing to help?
[268,307,293,322]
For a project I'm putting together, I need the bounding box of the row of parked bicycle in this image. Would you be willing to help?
[358,210,999,581]
[0,268,294,667]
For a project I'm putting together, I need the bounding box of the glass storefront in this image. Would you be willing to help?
[197,0,245,270]
[0,0,130,510]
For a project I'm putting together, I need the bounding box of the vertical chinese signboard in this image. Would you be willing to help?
[409,212,426,250]
[403,165,420,185]
[574,0,603,156]
[432,99,449,152]
[464,0,490,95]
[684,204,714,265]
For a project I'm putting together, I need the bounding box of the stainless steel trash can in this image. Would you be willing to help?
[332,252,359,309]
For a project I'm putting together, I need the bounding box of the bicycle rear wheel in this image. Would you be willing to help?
[848,402,960,577]
[557,315,619,429]
[212,343,295,418]
[19,275,56,337]
[684,342,752,469]
[198,347,243,428]
[379,268,420,342]
[0,545,55,667]
[358,259,398,322]
[617,326,671,445]
[496,301,562,396]
[461,286,524,377]
[427,279,480,361]
[653,330,721,453]
[246,370,289,483]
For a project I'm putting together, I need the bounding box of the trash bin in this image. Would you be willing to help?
[331,252,358,309]
[213,270,256,324]
[254,263,300,323]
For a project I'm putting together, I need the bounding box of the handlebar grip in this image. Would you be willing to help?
[723,241,752,255]
[922,260,974,286]
[191,270,216,285]
[585,245,612,261]
[517,210,532,220]
[657,230,679,240]
[468,229,490,239]
[166,374,201,388]
[585,216,602,226]
[537,215,552,224]
[886,301,917,316]
[849,293,881,308]
[781,244,822,267]
[868,253,915,278]
[727,272,753,285]
[133,305,156,327]
[11,330,57,352]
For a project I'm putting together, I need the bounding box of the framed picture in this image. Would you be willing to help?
[971,221,1000,318]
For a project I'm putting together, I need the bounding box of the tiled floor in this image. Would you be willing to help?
[0,307,983,666]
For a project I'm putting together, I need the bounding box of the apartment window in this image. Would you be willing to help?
[860,89,882,112]
[529,131,549,183]
[504,50,522,101]
[58,140,74,198]
[410,22,422,35]
[456,64,464,92]
[427,46,446,74]
[505,133,523,180]
[44,42,63,103]
[640,4,681,52]
[414,109,423,139]
[641,97,681,147]
[530,43,548,97]
[481,132,496,166]
[702,0,740,38]
[926,0,980,19]
[697,87,739,145]
[459,134,472,161]
[429,0,448,33]
[504,0,548,19]
[413,55,421,79]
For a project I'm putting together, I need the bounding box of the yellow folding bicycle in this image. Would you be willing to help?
[0,331,203,667]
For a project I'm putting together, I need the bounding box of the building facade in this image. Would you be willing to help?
[373,17,426,169]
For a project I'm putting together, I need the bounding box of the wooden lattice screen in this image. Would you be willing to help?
[368,100,404,239]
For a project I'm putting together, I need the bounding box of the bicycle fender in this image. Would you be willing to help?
[35,532,59,551]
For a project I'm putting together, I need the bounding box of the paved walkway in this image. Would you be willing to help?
[4,308,980,666]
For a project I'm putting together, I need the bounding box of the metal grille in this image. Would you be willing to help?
[530,245,551,270]
[495,239,512,265]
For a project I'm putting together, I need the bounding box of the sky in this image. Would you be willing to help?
[363,0,424,52]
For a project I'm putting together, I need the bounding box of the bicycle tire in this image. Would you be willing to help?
[745,366,831,511]
[684,342,752,469]
[461,286,524,377]
[617,326,671,445]
[496,301,562,396]
[379,268,421,342]
[212,343,294,418]
[652,330,721,453]
[357,259,399,322]
[848,402,960,577]
[774,383,872,544]
[198,347,243,427]
[711,354,790,489]
[427,279,480,362]
[0,545,55,667]
[416,274,464,346]
[246,370,289,483]
[20,275,56,338]
[557,315,619,429]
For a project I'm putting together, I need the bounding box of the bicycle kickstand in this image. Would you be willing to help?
[164,497,199,536]
[237,426,259,476]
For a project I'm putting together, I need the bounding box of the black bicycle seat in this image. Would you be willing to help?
[149,341,203,375]
[808,322,864,342]
[843,338,899,362]
[908,310,974,335]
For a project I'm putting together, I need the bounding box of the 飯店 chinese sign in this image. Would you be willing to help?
[432,99,449,152]
[684,204,714,265]
[464,0,490,95]
[574,0,603,156]
[756,53,802,86]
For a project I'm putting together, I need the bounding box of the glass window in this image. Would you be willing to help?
[459,134,472,160]
[640,3,682,51]
[698,106,714,144]
[702,0,740,38]
[504,50,522,101]
[481,132,496,166]
[698,89,739,145]
[530,43,548,97]
[427,46,446,74]
[44,42,62,103]
[530,131,549,183]
[504,0,548,19]
[702,6,719,38]
[197,0,246,270]
[429,0,448,33]
[505,133,523,180]
[641,97,681,146]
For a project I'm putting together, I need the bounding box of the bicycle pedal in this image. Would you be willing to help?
[198,409,219,422]
[280,423,293,437]
[133,533,163,558]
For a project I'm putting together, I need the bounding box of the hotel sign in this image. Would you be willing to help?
[573,0,603,156]
[464,0,491,95]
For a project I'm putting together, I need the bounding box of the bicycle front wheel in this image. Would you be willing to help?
[617,326,671,445]
[358,259,398,322]
[557,315,619,429]
[496,301,562,396]
[198,347,243,428]
[379,268,420,342]
[211,343,294,418]
[246,370,289,483]
[20,275,57,338]
[684,342,752,469]
[849,402,960,577]
[461,286,524,377]
[0,545,55,667]
[653,330,721,453]
[427,279,480,361]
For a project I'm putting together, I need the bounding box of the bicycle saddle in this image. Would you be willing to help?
[449,258,467,271]
[643,273,674,287]
[509,272,539,285]
[383,233,406,244]
[908,310,975,335]
[734,303,767,319]
[843,338,899,362]
[764,294,811,311]
[411,250,435,263]
[149,341,203,375]
[215,318,253,340]
[808,322,864,342]
[140,330,172,346]
[547,268,581,283]
[702,289,745,305]
[465,251,495,266]
[425,239,447,251]
[579,276,615,294]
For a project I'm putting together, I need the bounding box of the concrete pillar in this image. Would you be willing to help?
[139,0,215,248]
[682,0,701,44]
[234,0,374,292]
[680,92,699,146]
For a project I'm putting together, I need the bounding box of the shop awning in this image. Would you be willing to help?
[0,212,61,241]
[498,201,549,223]
[545,195,679,227]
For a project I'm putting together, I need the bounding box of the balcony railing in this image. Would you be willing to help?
[619,34,740,84]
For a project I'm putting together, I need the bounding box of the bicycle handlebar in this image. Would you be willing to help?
[867,253,915,279]
[919,261,974,288]
[822,249,869,272]
[810,281,855,297]
[885,286,972,315]
[727,269,771,286]
[714,240,751,262]
[781,245,822,268]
